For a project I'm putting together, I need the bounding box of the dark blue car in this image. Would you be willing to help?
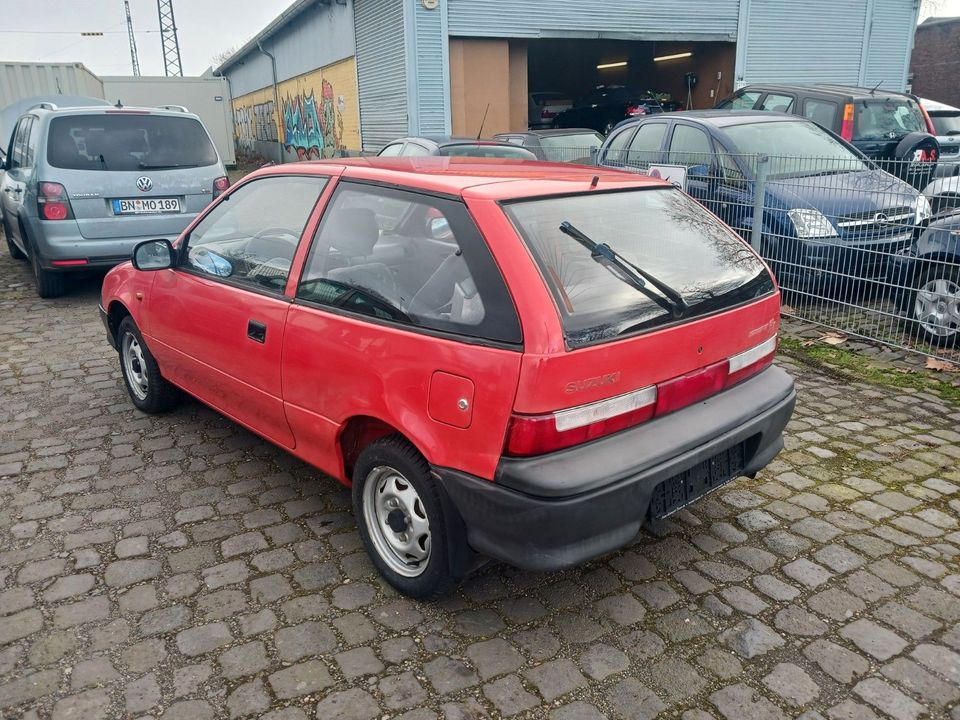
[596,111,930,294]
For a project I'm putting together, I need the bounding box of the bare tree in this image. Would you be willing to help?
[919,0,946,21]
[211,45,239,68]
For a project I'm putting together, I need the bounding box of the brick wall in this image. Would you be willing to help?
[910,19,960,107]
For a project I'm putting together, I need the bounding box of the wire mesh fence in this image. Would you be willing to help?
[540,146,960,361]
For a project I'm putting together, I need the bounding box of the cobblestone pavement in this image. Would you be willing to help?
[1,247,959,720]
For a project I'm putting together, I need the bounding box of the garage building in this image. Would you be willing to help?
[217,0,921,157]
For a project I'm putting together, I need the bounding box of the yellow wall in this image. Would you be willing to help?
[233,56,360,158]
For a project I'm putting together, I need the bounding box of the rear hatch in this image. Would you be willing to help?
[45,111,222,240]
[501,186,779,456]
[852,97,929,160]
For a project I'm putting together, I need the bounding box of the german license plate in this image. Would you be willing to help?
[648,442,747,520]
[112,197,181,215]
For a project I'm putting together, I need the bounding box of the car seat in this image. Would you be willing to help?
[324,208,399,302]
[407,252,473,319]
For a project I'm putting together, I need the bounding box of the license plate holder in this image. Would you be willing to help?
[648,442,747,520]
[112,197,181,215]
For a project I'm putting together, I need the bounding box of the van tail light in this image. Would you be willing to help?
[541,109,556,119]
[919,103,937,136]
[504,336,778,457]
[38,182,73,221]
[213,176,230,198]
[626,105,647,116]
[840,103,855,141]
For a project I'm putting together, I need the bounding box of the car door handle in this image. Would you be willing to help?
[247,320,267,343]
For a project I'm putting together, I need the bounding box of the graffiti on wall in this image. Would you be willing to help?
[232,56,359,160]
[281,80,345,159]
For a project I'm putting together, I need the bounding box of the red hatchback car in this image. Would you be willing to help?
[100,158,795,598]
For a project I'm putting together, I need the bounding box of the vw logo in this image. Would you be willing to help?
[873,212,889,226]
[136,176,153,192]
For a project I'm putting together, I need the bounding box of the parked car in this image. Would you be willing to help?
[528,91,572,129]
[921,97,960,173]
[493,128,604,163]
[889,213,960,347]
[378,136,537,159]
[715,84,940,189]
[100,157,794,597]
[553,86,665,135]
[597,111,930,293]
[0,102,228,298]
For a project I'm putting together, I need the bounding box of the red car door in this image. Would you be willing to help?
[145,175,329,448]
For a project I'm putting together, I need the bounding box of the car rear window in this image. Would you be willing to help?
[440,144,535,159]
[47,113,218,171]
[539,132,603,162]
[503,188,774,347]
[854,99,926,141]
[930,113,960,136]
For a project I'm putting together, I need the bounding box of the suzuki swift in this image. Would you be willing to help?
[100,158,796,598]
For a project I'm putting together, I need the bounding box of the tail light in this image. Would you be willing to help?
[919,102,937,135]
[626,105,647,116]
[213,176,230,198]
[541,109,556,119]
[38,182,73,221]
[504,336,777,457]
[840,103,855,141]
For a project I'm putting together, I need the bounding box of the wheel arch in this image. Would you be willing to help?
[337,415,428,483]
[106,300,133,345]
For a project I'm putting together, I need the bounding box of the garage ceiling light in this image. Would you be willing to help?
[597,61,628,70]
[654,52,693,62]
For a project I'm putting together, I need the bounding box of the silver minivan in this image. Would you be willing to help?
[1,103,228,297]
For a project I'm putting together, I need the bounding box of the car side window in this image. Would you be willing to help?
[759,93,795,113]
[183,175,327,293]
[297,182,521,344]
[667,124,713,166]
[601,127,635,164]
[803,99,838,129]
[9,118,30,170]
[23,117,40,168]
[379,143,404,157]
[624,123,667,168]
[719,91,761,110]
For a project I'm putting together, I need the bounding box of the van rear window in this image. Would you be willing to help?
[854,99,926,141]
[503,188,774,347]
[47,114,218,171]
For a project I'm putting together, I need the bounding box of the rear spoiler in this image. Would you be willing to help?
[157,104,189,113]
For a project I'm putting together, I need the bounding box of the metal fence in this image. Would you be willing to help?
[545,147,960,361]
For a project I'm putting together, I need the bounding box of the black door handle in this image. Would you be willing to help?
[247,320,267,343]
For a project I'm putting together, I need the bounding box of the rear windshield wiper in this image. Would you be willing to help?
[138,162,199,169]
[559,221,688,318]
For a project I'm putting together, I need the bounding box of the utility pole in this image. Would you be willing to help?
[157,0,184,77]
[125,1,141,77]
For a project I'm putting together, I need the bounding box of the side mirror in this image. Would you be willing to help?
[429,216,453,241]
[132,239,174,271]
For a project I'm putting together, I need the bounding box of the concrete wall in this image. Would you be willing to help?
[911,19,960,108]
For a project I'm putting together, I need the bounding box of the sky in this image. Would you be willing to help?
[0,0,958,78]
[0,0,293,76]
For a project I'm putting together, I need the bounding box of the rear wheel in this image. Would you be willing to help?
[908,265,960,347]
[117,316,180,412]
[2,215,26,260]
[25,224,65,298]
[352,436,459,599]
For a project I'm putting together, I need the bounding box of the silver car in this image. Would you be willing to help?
[1,103,228,297]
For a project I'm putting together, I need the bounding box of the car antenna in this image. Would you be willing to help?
[590,175,600,189]
[476,103,490,140]
[115,99,123,108]
[869,80,882,95]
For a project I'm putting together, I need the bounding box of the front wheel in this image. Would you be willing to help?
[353,436,458,599]
[117,316,180,413]
[908,265,960,347]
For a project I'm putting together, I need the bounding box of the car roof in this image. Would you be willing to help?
[738,83,914,101]
[26,106,202,120]
[621,110,809,129]
[395,136,520,147]
[253,156,668,200]
[921,97,960,113]
[495,128,601,138]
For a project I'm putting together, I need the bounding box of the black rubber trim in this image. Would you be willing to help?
[98,303,116,349]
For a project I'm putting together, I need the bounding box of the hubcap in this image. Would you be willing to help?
[362,466,431,578]
[914,277,960,339]
[121,332,149,400]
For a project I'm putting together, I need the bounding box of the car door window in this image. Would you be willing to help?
[183,175,327,293]
[601,127,635,164]
[379,143,404,157]
[759,93,795,113]
[23,117,40,168]
[718,91,760,110]
[624,122,667,168]
[802,99,838,129]
[9,118,30,170]
[667,124,713,166]
[298,182,521,344]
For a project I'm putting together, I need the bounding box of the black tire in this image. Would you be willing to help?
[906,264,960,348]
[116,316,181,413]
[2,215,26,260]
[352,435,461,599]
[25,224,65,298]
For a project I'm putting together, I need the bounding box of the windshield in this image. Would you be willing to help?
[47,114,218,171]
[722,120,869,178]
[930,113,960,136]
[539,132,603,162]
[440,144,535,159]
[854,99,926,141]
[504,188,773,347]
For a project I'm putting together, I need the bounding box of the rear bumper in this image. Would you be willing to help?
[436,365,795,572]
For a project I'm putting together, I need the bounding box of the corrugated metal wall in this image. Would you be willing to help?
[862,0,920,90]
[412,1,450,135]
[447,0,739,40]
[355,0,408,151]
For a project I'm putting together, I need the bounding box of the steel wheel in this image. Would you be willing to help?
[362,465,431,578]
[914,276,960,340]
[121,331,149,401]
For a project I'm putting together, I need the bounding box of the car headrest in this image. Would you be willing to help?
[326,208,380,257]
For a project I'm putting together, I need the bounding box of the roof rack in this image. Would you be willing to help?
[157,104,189,113]
[28,102,58,111]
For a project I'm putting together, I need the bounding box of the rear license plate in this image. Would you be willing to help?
[648,442,747,520]
[112,198,181,215]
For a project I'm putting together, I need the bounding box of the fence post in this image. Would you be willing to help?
[750,154,769,250]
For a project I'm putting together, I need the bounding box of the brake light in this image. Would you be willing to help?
[541,109,556,119]
[213,176,230,198]
[38,182,73,221]
[841,103,855,141]
[503,336,778,457]
[626,105,647,116]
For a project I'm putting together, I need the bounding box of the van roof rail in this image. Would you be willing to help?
[157,104,189,113]
[28,102,58,111]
